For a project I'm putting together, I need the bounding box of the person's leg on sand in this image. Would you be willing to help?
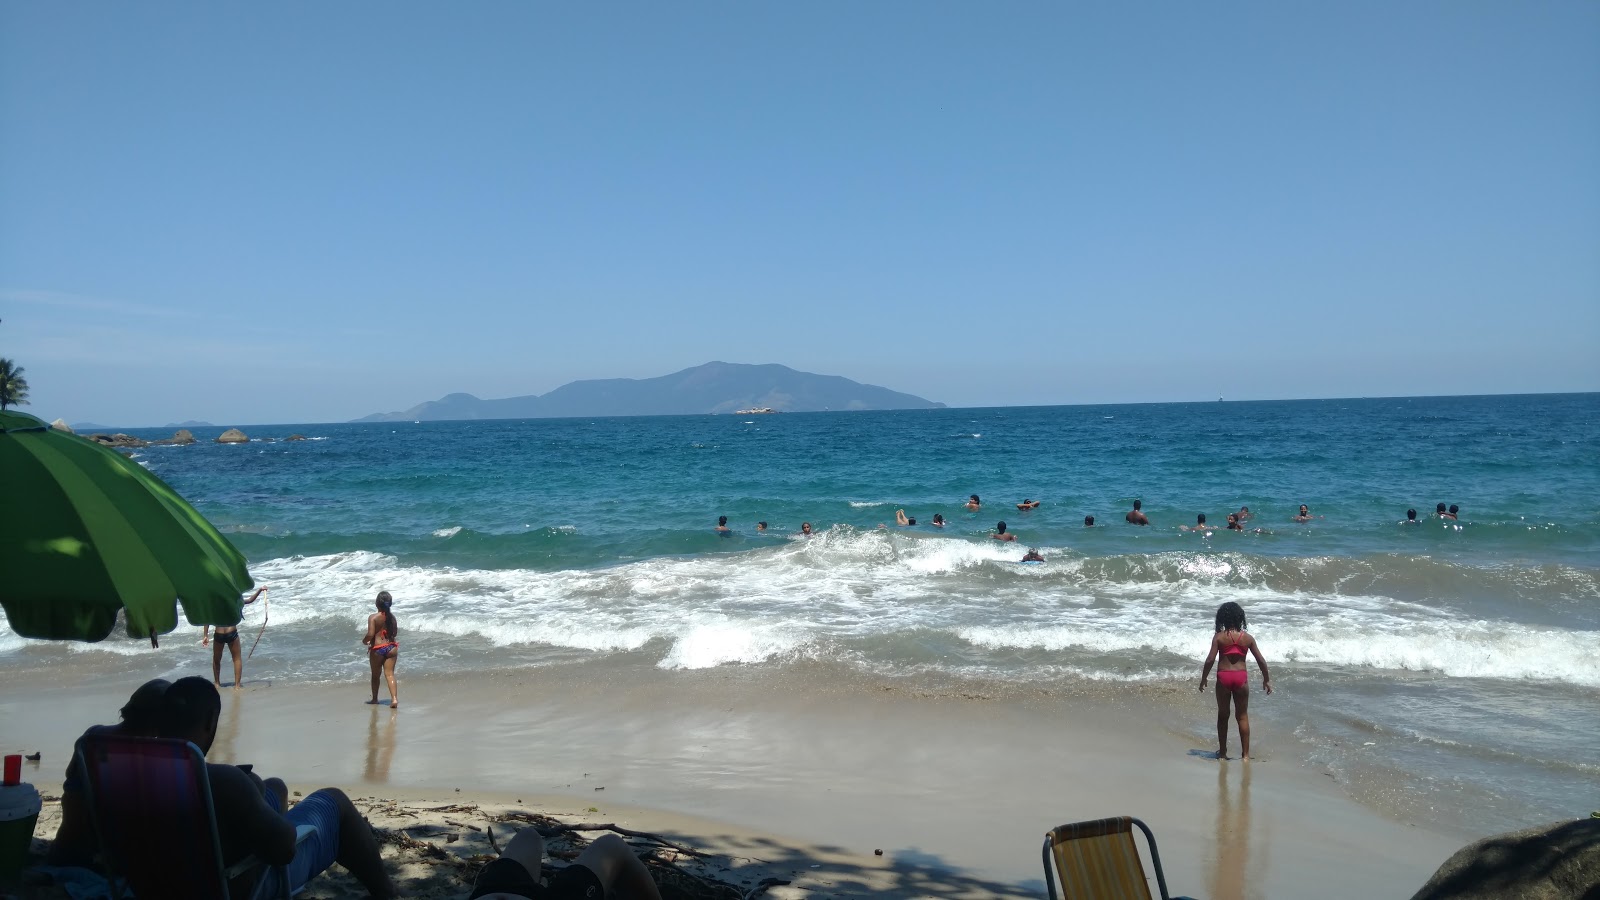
[469,830,661,900]
[212,639,226,687]
[382,652,399,708]
[259,788,394,899]
[1215,682,1232,759]
[229,639,243,689]
[1234,686,1252,759]
[368,654,382,704]
[573,833,662,899]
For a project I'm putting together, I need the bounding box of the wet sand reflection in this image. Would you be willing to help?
[1208,762,1265,900]
[364,705,396,783]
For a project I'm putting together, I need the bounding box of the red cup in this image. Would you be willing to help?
[1,756,17,787]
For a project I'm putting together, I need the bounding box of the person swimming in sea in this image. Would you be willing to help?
[991,521,1017,542]
[1084,515,1095,527]
[895,509,917,526]
[1016,499,1040,511]
[1435,502,1450,519]
[1198,601,1272,760]
[1182,513,1213,532]
[1401,509,1419,525]
[715,515,730,534]
[1447,504,1461,520]
[931,514,945,528]
[756,521,768,533]
[800,522,814,537]
[966,494,982,511]
[1021,548,1044,562]
[1236,506,1252,521]
[1292,504,1317,522]
[1125,500,1149,526]
[1226,513,1244,531]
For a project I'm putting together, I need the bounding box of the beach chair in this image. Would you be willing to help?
[75,734,318,900]
[1042,816,1195,900]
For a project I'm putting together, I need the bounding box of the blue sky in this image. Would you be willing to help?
[2,3,1596,426]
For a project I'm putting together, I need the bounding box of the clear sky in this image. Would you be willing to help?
[2,3,1597,426]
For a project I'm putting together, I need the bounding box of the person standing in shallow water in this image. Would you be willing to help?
[202,586,266,689]
[1198,601,1272,760]
[363,591,400,708]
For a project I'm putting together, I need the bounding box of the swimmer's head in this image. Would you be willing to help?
[718,515,727,527]
[757,521,767,530]
[970,494,980,504]
[1084,515,1094,526]
[1197,513,1207,525]
[1132,499,1142,510]
[801,522,813,535]
[906,517,916,525]
[1449,504,1459,515]
[1299,505,1309,515]
[1406,509,1417,520]
[1437,502,1447,514]
[932,514,944,525]
[996,521,1007,533]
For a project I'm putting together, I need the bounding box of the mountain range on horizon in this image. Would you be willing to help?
[353,362,945,423]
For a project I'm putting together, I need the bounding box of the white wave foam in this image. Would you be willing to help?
[16,540,1591,688]
[848,501,886,508]
[658,619,807,669]
[432,526,463,538]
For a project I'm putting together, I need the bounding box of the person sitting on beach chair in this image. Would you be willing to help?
[157,677,397,899]
[470,828,662,900]
[47,678,171,867]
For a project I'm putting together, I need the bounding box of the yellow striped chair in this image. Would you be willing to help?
[1042,816,1194,900]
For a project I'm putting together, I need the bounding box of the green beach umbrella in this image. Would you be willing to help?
[0,410,253,644]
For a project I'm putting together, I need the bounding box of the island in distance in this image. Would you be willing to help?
[354,361,945,422]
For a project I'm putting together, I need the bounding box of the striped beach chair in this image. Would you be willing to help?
[76,734,318,899]
[1042,816,1195,900]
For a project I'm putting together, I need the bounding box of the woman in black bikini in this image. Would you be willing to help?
[363,590,400,708]
[202,587,266,689]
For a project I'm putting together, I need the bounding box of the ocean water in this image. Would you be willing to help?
[3,394,1597,831]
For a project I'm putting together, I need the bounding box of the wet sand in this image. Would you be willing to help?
[1,660,1467,898]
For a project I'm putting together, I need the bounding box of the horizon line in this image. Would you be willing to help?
[39,389,1598,432]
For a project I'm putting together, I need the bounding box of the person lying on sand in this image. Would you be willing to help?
[469,827,662,900]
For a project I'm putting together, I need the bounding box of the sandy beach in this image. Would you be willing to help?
[1,656,1477,899]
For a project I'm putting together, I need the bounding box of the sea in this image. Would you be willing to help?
[3,393,1597,833]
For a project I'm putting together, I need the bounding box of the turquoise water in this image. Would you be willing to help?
[2,393,1597,831]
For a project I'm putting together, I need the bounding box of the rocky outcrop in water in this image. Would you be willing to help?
[216,428,249,444]
[87,432,148,448]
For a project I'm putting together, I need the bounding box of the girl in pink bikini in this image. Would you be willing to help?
[363,591,400,708]
[1198,601,1272,759]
